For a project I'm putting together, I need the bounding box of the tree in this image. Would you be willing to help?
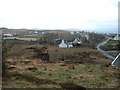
[38,33,59,45]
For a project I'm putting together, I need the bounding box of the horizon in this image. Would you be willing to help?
[1,27,118,34]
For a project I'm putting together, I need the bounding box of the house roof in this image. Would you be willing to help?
[66,42,72,45]
[73,38,82,44]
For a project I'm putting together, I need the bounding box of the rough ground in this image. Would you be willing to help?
[2,45,120,88]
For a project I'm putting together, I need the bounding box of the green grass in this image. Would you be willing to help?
[3,61,119,88]
[7,44,110,64]
[3,37,37,41]
[100,40,119,51]
[3,43,120,88]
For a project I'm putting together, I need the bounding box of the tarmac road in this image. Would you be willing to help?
[96,38,115,60]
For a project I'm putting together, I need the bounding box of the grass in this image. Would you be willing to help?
[100,40,119,51]
[2,43,120,88]
[3,61,119,88]
[7,44,111,64]
[3,37,37,41]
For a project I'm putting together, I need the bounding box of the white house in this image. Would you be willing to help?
[58,40,67,48]
[113,34,120,40]
[3,34,13,37]
[41,32,45,34]
[66,42,73,48]
[58,40,73,48]
[72,38,82,44]
[111,53,120,66]
[34,31,38,33]
[76,31,79,34]
[70,31,74,35]
[84,34,89,41]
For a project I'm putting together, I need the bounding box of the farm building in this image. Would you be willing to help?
[58,40,73,48]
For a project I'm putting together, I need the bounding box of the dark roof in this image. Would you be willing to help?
[66,42,72,45]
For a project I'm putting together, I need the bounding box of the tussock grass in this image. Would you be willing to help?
[3,44,119,88]
[3,60,120,88]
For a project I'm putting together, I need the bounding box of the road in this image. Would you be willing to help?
[111,53,120,66]
[96,38,115,60]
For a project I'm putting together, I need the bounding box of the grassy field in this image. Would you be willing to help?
[3,43,120,89]
[3,61,119,88]
[3,37,37,41]
[100,40,119,51]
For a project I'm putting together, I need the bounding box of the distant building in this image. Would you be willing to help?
[113,34,120,40]
[72,38,82,44]
[84,34,89,41]
[76,31,79,34]
[58,40,73,48]
[70,31,74,35]
[14,33,18,36]
[34,31,38,33]
[41,32,45,34]
[58,40,67,48]
[58,38,83,48]
[3,34,13,37]
[66,42,73,48]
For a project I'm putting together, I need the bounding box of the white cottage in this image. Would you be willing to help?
[58,40,67,48]
[34,31,38,33]
[58,40,73,48]
[70,31,74,35]
[41,32,45,34]
[3,34,13,37]
[66,42,73,48]
[84,34,89,41]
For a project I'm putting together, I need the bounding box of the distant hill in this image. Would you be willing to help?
[1,28,71,34]
[2,29,28,34]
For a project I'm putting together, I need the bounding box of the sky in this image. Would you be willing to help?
[0,0,119,33]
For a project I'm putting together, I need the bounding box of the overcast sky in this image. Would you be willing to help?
[0,0,119,33]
